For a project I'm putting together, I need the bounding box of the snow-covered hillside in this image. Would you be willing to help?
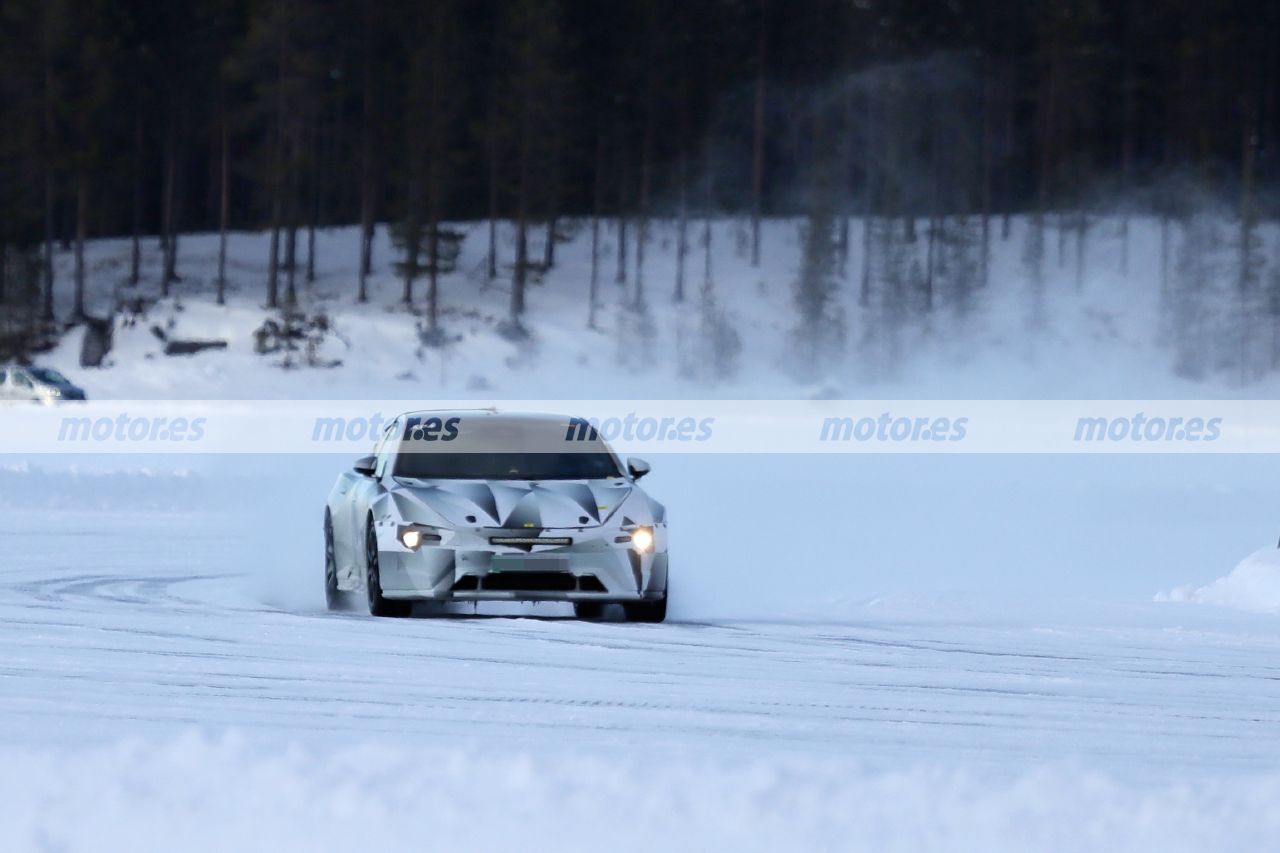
[33,215,1280,400]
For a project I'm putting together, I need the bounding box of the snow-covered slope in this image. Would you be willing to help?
[1159,547,1280,614]
[34,216,1280,400]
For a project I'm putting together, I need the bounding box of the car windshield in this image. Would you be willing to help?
[392,416,622,481]
[28,367,67,384]
[397,452,621,481]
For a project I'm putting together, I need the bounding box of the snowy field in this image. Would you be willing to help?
[5,219,1280,850]
[3,455,1280,851]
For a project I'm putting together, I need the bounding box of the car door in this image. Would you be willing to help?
[341,419,398,583]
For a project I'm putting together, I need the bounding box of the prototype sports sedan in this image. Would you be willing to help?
[324,410,669,621]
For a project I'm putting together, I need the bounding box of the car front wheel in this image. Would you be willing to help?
[624,576,668,624]
[365,521,411,618]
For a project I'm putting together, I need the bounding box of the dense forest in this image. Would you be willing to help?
[1,0,1278,379]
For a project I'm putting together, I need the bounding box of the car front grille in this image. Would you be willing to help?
[489,536,573,547]
[480,571,577,592]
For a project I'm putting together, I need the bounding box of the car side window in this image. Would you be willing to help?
[374,422,398,478]
[0,369,7,384]
[12,371,32,389]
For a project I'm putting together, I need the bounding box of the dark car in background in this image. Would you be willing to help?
[0,366,87,403]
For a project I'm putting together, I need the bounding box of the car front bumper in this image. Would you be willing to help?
[371,522,668,602]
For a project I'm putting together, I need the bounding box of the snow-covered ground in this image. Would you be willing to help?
[2,454,1278,851]
[2,484,1280,852]
[5,218,1280,850]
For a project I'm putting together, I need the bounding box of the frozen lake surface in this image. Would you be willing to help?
[3,504,1279,851]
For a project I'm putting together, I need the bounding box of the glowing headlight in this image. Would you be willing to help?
[630,527,654,553]
[398,526,442,550]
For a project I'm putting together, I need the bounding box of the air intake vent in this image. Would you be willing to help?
[576,575,607,593]
[481,572,577,592]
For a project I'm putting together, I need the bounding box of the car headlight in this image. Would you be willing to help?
[630,526,654,554]
[398,525,442,550]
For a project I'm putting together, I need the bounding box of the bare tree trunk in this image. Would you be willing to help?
[749,0,767,268]
[217,117,229,305]
[1159,214,1170,298]
[267,210,281,309]
[1239,97,1257,384]
[1074,114,1090,294]
[285,225,298,309]
[1075,208,1087,293]
[427,222,439,332]
[702,120,714,290]
[706,67,716,292]
[859,82,877,308]
[357,6,377,302]
[634,113,653,303]
[1001,59,1015,240]
[837,87,852,277]
[1119,53,1135,276]
[1037,44,1059,249]
[160,124,176,295]
[615,127,628,286]
[306,119,319,286]
[306,218,317,284]
[675,147,688,303]
[358,61,375,301]
[485,13,500,284]
[401,175,419,307]
[980,59,993,288]
[72,172,87,320]
[130,112,143,286]
[284,184,298,307]
[510,103,531,322]
[283,115,300,310]
[37,36,55,322]
[485,90,499,282]
[542,118,562,270]
[588,133,603,329]
[267,111,283,309]
[172,141,186,281]
[42,169,54,322]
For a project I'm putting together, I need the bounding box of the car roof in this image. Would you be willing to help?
[399,409,578,425]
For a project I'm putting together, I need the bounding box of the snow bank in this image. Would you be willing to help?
[1157,548,1280,614]
[1,733,1276,853]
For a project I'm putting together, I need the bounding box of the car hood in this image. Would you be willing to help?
[391,478,636,529]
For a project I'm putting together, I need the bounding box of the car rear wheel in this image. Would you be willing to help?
[323,510,343,611]
[365,521,411,618]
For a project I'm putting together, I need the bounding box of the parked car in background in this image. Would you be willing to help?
[0,366,87,402]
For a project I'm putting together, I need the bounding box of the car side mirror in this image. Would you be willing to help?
[353,455,377,477]
[627,457,651,480]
